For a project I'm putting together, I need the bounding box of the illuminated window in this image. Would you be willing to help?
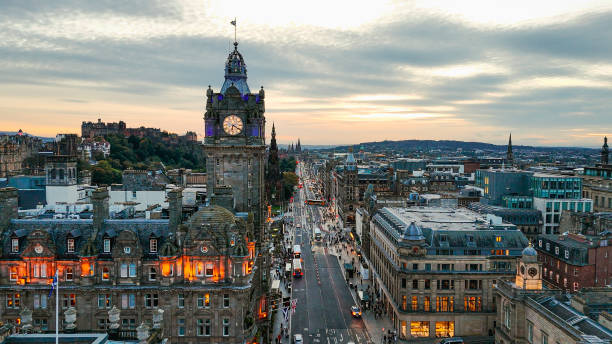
[11,239,19,253]
[435,321,454,338]
[424,296,430,312]
[495,236,502,242]
[102,267,110,281]
[205,263,214,277]
[103,239,111,253]
[401,295,407,311]
[9,266,17,281]
[464,296,482,312]
[65,267,73,281]
[411,296,418,311]
[149,239,157,253]
[436,296,453,312]
[40,263,47,278]
[33,264,40,278]
[6,293,21,308]
[410,321,430,337]
[198,293,211,308]
[62,294,76,308]
[196,263,204,277]
[97,294,111,309]
[67,239,75,253]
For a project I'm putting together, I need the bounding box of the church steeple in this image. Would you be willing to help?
[506,133,514,165]
[602,136,609,165]
[221,42,250,95]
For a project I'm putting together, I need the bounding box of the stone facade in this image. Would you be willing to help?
[368,207,528,340]
[0,133,42,178]
[0,187,257,343]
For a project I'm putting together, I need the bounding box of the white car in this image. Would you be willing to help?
[293,334,303,344]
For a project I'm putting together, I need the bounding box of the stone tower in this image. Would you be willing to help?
[515,243,542,290]
[202,40,266,243]
[602,136,609,165]
[506,133,514,166]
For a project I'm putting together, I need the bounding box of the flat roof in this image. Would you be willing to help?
[385,206,510,231]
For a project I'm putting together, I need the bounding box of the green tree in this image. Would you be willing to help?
[282,172,299,201]
[280,157,297,173]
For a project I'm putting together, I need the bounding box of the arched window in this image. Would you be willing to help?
[503,301,512,329]
[59,169,65,180]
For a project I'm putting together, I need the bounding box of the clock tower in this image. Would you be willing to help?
[203,41,266,243]
[515,243,542,290]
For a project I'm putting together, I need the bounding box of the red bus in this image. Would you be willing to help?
[305,199,326,206]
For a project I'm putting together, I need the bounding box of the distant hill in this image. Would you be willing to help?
[323,139,598,153]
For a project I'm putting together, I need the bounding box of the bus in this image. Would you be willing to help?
[313,227,322,242]
[292,258,303,278]
[293,245,301,259]
[305,199,326,206]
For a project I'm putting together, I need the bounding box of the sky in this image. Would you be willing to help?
[1,0,611,147]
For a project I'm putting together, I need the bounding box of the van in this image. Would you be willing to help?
[439,338,464,344]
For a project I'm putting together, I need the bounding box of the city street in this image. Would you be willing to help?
[287,162,370,344]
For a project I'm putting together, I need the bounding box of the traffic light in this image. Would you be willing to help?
[271,298,278,310]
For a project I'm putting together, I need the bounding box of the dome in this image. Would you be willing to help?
[221,42,250,95]
[522,243,538,261]
[188,205,236,229]
[401,222,425,241]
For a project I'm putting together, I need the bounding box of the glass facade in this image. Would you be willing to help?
[531,176,581,199]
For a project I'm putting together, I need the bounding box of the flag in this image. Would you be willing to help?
[291,299,297,313]
[282,307,289,320]
[48,272,57,298]
[230,19,236,26]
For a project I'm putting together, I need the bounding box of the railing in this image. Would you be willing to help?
[108,329,137,340]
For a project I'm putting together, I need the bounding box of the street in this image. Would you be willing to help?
[287,162,370,344]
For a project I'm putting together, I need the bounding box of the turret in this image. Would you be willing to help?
[602,136,609,165]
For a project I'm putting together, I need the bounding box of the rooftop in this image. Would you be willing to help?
[385,206,515,231]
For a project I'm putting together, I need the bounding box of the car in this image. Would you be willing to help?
[293,334,303,344]
[296,224,301,228]
[438,338,464,344]
[350,305,362,318]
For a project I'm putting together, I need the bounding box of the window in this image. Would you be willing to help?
[412,263,418,270]
[33,264,40,278]
[546,243,550,251]
[144,294,158,308]
[6,293,20,308]
[11,238,19,252]
[401,278,406,288]
[541,331,548,344]
[463,296,482,312]
[120,264,128,278]
[9,266,17,281]
[98,265,109,281]
[67,239,75,253]
[198,293,211,308]
[437,279,454,290]
[177,294,184,308]
[205,263,214,276]
[103,239,111,253]
[527,321,534,343]
[124,247,131,254]
[504,303,511,329]
[412,279,419,289]
[411,296,418,311]
[197,319,210,336]
[98,294,111,309]
[223,293,230,308]
[410,321,430,337]
[495,236,502,242]
[436,296,453,312]
[34,319,48,331]
[33,294,47,309]
[195,262,204,276]
[149,239,157,253]
[425,263,431,271]
[223,318,230,336]
[129,263,136,277]
[97,318,110,330]
[132,191,137,198]
[122,318,136,329]
[62,294,76,308]
[538,240,542,248]
[555,246,559,255]
[65,267,73,281]
[424,279,431,289]
[121,294,136,309]
[565,250,569,259]
[149,267,157,281]
[177,318,185,336]
[424,296,430,311]
[402,295,407,311]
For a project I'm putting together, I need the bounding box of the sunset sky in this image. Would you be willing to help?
[1,0,611,147]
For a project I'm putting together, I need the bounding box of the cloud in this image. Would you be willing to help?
[0,1,611,147]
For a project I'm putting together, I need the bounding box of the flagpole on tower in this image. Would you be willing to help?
[230,18,237,43]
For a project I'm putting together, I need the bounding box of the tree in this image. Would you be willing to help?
[280,157,296,173]
[282,172,299,201]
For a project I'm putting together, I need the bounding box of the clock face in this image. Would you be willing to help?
[34,244,43,254]
[223,115,243,135]
[528,267,538,277]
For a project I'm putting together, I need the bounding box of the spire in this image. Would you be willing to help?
[297,138,301,152]
[221,34,250,95]
[506,132,514,165]
[602,136,609,165]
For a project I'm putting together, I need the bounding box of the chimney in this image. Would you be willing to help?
[0,188,18,233]
[168,188,183,238]
[91,187,109,238]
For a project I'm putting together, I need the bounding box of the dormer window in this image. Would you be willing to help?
[150,239,157,253]
[67,239,75,253]
[103,239,111,253]
[11,239,19,253]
